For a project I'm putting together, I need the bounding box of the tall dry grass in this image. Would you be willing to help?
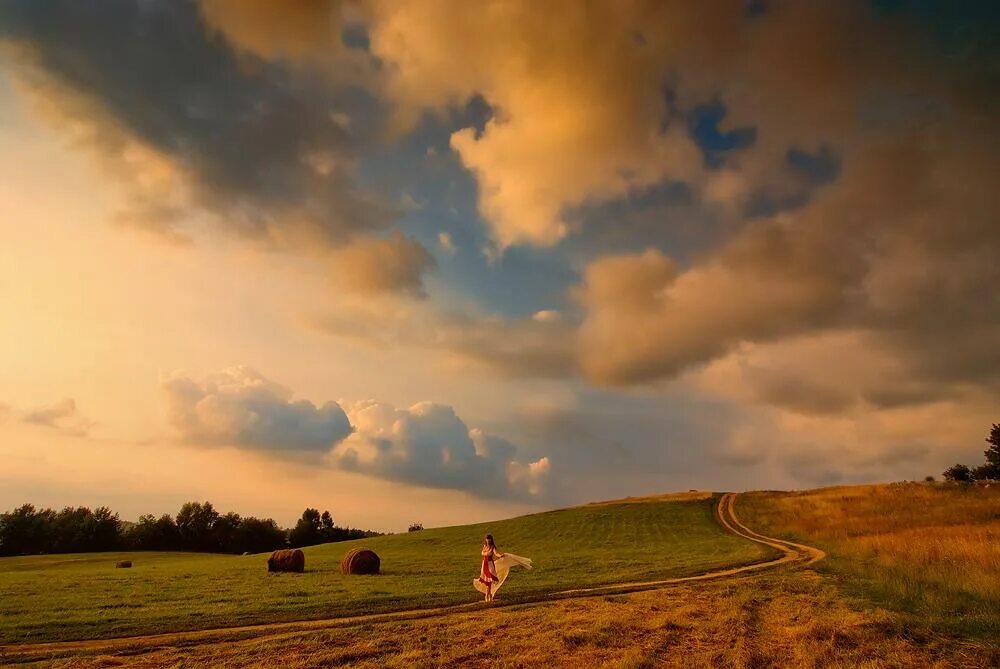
[22,573,991,668]
[740,483,1000,639]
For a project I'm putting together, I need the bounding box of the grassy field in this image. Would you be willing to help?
[17,572,994,668]
[738,483,1000,641]
[0,493,773,644]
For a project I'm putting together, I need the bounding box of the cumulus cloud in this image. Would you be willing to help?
[333,401,551,498]
[163,367,353,451]
[370,0,709,247]
[577,126,1000,401]
[17,398,93,436]
[163,367,550,499]
[367,1,980,249]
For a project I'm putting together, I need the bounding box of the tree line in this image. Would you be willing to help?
[0,501,381,557]
[942,423,1000,483]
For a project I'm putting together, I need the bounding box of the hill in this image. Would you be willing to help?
[0,493,771,644]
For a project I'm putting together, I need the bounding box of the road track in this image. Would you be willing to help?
[0,493,824,663]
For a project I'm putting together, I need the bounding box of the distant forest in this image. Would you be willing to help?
[0,501,381,557]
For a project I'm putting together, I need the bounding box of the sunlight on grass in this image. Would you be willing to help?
[739,483,1000,639]
[0,495,772,643]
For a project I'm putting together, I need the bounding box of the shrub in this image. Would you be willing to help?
[943,464,973,483]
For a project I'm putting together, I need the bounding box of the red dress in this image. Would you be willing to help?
[478,548,498,587]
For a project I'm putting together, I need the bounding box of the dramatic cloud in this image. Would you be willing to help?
[163,367,550,499]
[1,1,996,519]
[578,127,1000,399]
[163,367,353,451]
[369,0,708,247]
[333,400,551,498]
[0,0,432,293]
[17,398,93,436]
[367,1,980,249]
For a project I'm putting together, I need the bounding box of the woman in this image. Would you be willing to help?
[474,534,532,602]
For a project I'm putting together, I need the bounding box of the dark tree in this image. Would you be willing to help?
[88,507,122,551]
[408,522,424,532]
[2,501,377,556]
[176,501,220,551]
[985,423,1000,466]
[212,512,242,553]
[943,463,973,482]
[0,504,55,556]
[125,513,180,551]
[971,463,1000,481]
[232,517,286,554]
[289,508,323,547]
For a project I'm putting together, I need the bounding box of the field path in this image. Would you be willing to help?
[0,493,824,662]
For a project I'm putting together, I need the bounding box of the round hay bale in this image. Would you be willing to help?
[267,548,305,573]
[340,547,380,575]
[115,560,132,568]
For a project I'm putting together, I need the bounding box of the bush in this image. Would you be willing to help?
[943,463,973,483]
[408,522,424,532]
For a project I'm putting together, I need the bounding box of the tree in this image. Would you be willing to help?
[985,423,1000,467]
[289,508,323,547]
[88,506,121,551]
[0,504,55,556]
[408,522,424,532]
[943,463,973,483]
[971,462,1000,481]
[233,517,286,554]
[1,500,378,556]
[176,502,220,551]
[125,513,179,550]
[212,512,242,553]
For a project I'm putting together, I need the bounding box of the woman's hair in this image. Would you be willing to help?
[483,534,496,549]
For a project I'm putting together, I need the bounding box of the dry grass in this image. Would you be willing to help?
[587,491,715,506]
[739,483,1000,640]
[17,572,992,668]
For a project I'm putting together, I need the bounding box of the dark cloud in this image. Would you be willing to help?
[579,125,1000,404]
[0,0,432,293]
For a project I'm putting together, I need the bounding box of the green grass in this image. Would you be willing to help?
[0,495,772,644]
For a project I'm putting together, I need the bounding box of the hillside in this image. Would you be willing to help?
[739,482,1000,641]
[0,493,772,644]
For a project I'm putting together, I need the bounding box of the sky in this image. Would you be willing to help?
[0,1,997,532]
